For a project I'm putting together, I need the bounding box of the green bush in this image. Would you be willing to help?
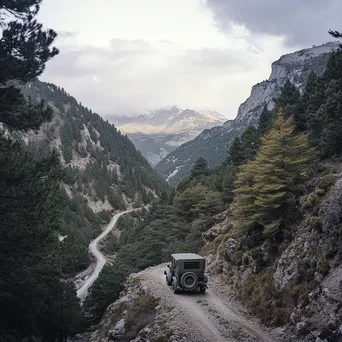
[317,257,330,275]
[318,174,335,191]
[306,215,322,232]
[300,192,319,209]
[231,250,244,267]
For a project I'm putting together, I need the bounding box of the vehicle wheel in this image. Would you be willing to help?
[173,282,179,294]
[180,272,198,290]
[199,288,206,294]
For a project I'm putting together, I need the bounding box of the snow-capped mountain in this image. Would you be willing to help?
[107,107,226,166]
[155,42,341,184]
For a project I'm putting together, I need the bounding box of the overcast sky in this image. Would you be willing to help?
[37,0,341,118]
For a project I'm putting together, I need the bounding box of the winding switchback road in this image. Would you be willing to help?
[76,209,134,300]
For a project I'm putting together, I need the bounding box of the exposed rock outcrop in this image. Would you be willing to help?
[203,166,342,342]
[156,42,340,184]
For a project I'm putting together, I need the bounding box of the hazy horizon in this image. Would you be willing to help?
[37,0,341,119]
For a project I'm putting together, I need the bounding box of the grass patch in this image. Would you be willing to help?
[237,266,315,327]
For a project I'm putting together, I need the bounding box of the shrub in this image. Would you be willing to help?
[315,187,326,197]
[289,283,314,308]
[306,215,322,232]
[318,174,335,192]
[236,267,287,325]
[300,193,319,209]
[231,250,244,267]
[317,257,330,276]
[237,267,315,327]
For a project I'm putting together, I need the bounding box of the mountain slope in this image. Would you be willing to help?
[109,107,226,166]
[1,79,168,273]
[156,42,340,184]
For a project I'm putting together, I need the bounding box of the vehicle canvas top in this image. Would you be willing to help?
[171,253,204,261]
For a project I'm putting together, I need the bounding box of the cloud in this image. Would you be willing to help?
[57,31,78,38]
[205,0,342,46]
[41,37,286,118]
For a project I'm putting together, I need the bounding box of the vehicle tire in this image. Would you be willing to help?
[173,282,179,294]
[180,272,198,290]
[203,274,209,283]
[165,269,172,285]
[199,288,206,294]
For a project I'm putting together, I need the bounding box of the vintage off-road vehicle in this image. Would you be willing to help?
[164,253,208,294]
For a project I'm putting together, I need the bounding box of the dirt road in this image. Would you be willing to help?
[138,264,276,342]
[76,209,134,300]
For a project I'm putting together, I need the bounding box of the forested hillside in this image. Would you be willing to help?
[0,1,168,340]
[3,78,169,275]
[2,0,342,340]
[91,37,342,340]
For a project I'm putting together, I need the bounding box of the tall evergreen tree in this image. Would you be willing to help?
[275,80,306,132]
[0,0,58,130]
[233,111,315,238]
[226,137,243,165]
[0,1,87,340]
[258,106,274,136]
[0,140,86,340]
[190,157,209,180]
[239,126,260,161]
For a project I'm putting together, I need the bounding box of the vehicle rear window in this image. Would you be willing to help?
[184,261,200,269]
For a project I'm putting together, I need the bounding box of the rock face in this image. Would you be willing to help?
[204,166,342,342]
[108,107,226,166]
[88,274,192,342]
[156,42,340,184]
[89,279,160,342]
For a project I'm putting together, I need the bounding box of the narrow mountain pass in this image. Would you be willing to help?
[76,209,135,300]
[137,264,277,342]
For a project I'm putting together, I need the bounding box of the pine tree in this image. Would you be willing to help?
[275,80,301,110]
[233,111,315,238]
[240,126,260,161]
[226,137,243,165]
[190,157,209,180]
[258,106,274,136]
[232,162,259,235]
[0,0,58,130]
[276,80,306,132]
[222,164,237,203]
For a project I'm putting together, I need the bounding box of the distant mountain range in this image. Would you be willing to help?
[107,107,226,166]
[155,42,341,184]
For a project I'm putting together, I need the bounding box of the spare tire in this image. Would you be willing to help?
[180,272,198,290]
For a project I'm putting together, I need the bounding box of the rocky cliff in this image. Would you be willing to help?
[156,42,340,184]
[202,165,342,342]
